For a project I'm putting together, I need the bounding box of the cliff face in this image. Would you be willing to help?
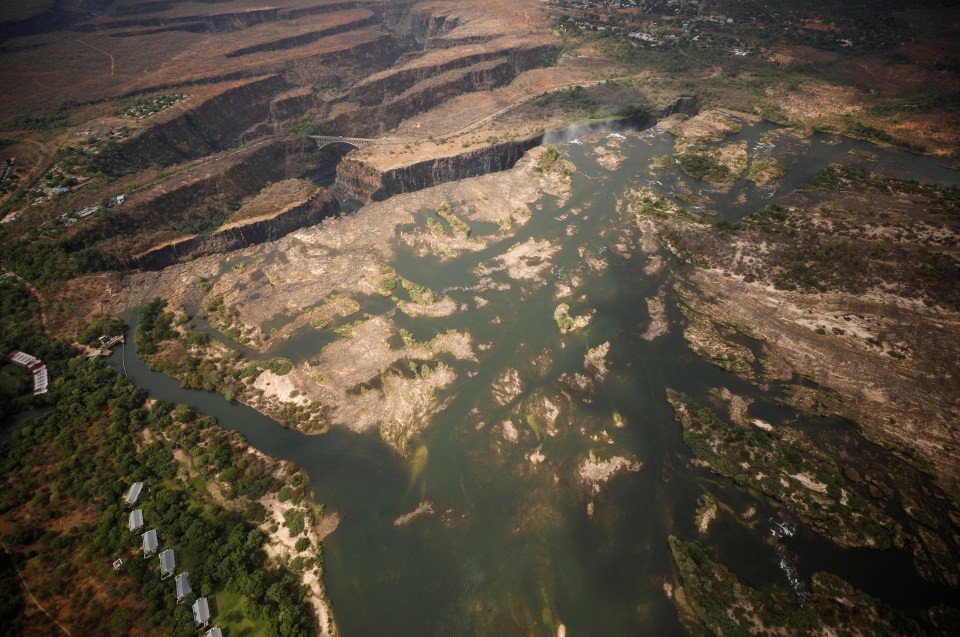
[333,111,690,203]
[121,75,291,167]
[323,59,529,136]
[320,42,558,137]
[345,43,534,107]
[336,136,542,202]
[134,188,340,271]
[655,96,699,118]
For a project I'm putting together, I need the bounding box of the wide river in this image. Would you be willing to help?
[109,119,960,636]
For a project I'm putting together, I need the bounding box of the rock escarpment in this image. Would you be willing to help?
[336,136,542,202]
[134,188,339,270]
[318,41,558,137]
[120,75,292,168]
[333,112,672,203]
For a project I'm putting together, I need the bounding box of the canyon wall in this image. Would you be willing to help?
[121,137,332,221]
[133,188,340,271]
[319,42,559,136]
[120,75,292,168]
[336,136,542,202]
[333,105,694,203]
[116,35,409,168]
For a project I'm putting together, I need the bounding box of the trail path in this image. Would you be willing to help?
[1,542,74,636]
[76,40,115,75]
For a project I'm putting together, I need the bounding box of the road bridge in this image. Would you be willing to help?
[309,134,414,149]
[309,136,376,149]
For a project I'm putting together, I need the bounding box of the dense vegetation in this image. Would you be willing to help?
[0,103,74,132]
[668,389,960,585]
[136,296,179,356]
[667,389,899,548]
[0,323,315,635]
[534,85,649,122]
[677,152,732,182]
[76,316,127,348]
[669,536,922,636]
[0,234,119,287]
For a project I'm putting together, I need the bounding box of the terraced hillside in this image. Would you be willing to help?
[0,0,601,284]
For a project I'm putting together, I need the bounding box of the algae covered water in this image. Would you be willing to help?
[109,121,960,636]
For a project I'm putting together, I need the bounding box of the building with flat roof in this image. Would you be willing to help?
[7,351,49,395]
[192,597,211,628]
[142,529,158,557]
[32,367,48,395]
[124,482,143,507]
[175,572,192,604]
[159,549,176,579]
[8,351,40,368]
[204,627,223,637]
[128,509,143,532]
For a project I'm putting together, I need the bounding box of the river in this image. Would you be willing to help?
[107,120,960,636]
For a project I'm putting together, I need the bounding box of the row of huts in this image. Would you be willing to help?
[123,481,222,636]
[6,350,49,395]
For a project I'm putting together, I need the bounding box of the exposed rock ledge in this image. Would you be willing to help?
[335,136,543,202]
[133,187,339,270]
[334,99,696,203]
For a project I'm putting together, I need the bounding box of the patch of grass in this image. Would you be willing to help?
[215,589,270,637]
[553,303,575,331]
[0,363,29,397]
[377,265,398,296]
[426,217,445,235]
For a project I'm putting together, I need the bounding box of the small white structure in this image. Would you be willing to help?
[112,558,123,571]
[124,482,143,507]
[175,572,192,604]
[128,509,144,532]
[32,367,48,395]
[142,529,158,558]
[204,627,223,637]
[8,351,40,367]
[159,549,176,580]
[193,597,211,628]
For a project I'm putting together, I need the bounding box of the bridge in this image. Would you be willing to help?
[309,135,376,149]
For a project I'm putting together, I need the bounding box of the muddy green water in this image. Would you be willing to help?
[109,120,959,636]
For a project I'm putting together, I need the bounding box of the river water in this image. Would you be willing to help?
[107,120,959,636]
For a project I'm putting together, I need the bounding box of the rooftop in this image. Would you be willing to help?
[193,597,211,626]
[142,529,158,554]
[125,482,144,506]
[159,549,176,575]
[128,509,144,531]
[175,572,192,601]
